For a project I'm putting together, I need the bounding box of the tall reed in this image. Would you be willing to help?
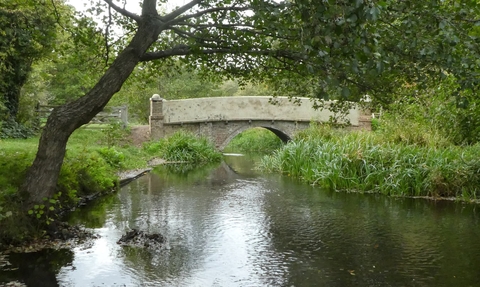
[259,125,480,199]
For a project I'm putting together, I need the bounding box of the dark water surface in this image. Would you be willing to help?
[2,155,480,286]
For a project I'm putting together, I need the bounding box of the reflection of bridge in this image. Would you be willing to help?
[149,95,371,150]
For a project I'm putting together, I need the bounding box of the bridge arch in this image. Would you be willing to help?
[218,124,292,151]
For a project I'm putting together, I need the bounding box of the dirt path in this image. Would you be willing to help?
[129,125,150,147]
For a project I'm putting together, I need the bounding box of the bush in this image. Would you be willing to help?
[97,147,126,168]
[143,130,222,164]
[0,118,36,139]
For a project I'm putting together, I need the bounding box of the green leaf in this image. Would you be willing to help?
[28,210,33,215]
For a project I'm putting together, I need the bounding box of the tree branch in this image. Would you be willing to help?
[103,0,141,22]
[167,6,251,25]
[163,0,202,22]
[140,44,300,61]
[142,0,158,16]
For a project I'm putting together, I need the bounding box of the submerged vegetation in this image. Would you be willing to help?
[259,123,480,200]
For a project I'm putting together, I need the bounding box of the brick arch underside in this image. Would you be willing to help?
[218,124,292,150]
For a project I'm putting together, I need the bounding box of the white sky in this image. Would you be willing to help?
[67,0,189,15]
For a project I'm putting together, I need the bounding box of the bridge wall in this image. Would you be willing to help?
[160,96,360,125]
[150,96,371,150]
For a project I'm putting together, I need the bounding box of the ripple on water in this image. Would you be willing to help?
[50,163,480,287]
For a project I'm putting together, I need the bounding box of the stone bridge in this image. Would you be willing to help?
[149,95,371,150]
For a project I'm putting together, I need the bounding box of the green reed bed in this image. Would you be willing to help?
[259,127,480,199]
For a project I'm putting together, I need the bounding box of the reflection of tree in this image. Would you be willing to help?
[67,194,119,228]
[1,249,73,287]
[112,163,239,283]
[223,153,265,177]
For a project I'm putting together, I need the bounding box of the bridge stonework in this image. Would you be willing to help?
[149,95,371,150]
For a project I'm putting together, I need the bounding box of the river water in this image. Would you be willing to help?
[2,154,480,286]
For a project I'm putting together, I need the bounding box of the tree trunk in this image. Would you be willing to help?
[20,17,162,205]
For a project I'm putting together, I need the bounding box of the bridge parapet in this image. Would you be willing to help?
[149,95,371,149]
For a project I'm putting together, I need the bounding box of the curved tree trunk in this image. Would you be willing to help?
[20,16,163,205]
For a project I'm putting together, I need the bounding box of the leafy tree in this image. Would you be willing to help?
[261,0,480,105]
[0,0,58,121]
[19,0,480,206]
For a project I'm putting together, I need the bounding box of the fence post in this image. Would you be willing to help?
[120,105,128,128]
[358,96,372,131]
[34,102,41,130]
[150,94,164,140]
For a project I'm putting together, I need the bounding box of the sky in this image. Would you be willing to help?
[67,0,188,15]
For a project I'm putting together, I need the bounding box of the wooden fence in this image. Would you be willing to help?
[36,104,128,128]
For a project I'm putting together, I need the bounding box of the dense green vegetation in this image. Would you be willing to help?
[259,121,480,200]
[225,128,284,153]
[144,130,222,163]
[0,128,220,246]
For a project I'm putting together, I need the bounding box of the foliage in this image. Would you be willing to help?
[375,75,480,145]
[0,0,58,121]
[0,118,36,139]
[144,130,222,164]
[97,147,126,169]
[257,0,480,105]
[225,128,283,153]
[259,125,480,199]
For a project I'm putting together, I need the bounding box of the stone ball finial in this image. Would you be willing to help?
[151,94,163,101]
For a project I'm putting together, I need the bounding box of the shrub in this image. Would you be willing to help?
[143,130,222,163]
[0,118,36,139]
[97,147,126,168]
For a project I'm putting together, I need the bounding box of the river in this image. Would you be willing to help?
[2,154,480,286]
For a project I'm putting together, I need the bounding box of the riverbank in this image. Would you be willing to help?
[0,127,222,249]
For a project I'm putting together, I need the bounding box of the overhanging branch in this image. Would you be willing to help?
[104,0,141,22]
[140,44,301,61]
[167,6,251,25]
[164,0,202,22]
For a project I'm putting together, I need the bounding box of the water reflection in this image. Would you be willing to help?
[2,155,480,286]
[0,249,73,286]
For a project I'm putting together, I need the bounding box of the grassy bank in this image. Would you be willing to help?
[0,127,221,246]
[259,124,480,200]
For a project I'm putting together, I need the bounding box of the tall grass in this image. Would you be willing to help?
[259,124,480,199]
